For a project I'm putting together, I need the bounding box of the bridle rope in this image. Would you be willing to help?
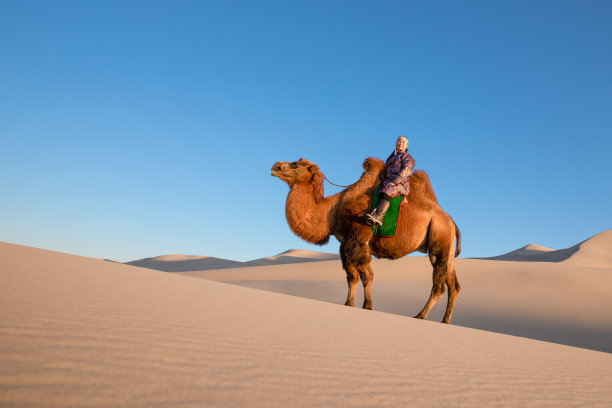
[322,173,350,188]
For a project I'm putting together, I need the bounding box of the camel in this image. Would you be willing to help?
[271,157,461,323]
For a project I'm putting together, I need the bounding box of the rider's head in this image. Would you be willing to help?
[396,136,408,153]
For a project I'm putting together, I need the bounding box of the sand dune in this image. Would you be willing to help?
[246,249,340,266]
[564,229,612,267]
[480,230,612,266]
[178,230,612,353]
[126,249,340,272]
[181,256,612,354]
[126,254,244,272]
[481,243,554,262]
[2,242,612,407]
[129,231,612,273]
[130,231,612,352]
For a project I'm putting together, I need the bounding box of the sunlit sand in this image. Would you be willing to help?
[1,232,611,406]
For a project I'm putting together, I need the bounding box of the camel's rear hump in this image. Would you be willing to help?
[410,170,438,203]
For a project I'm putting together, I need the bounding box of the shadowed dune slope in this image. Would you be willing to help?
[126,249,340,272]
[2,241,612,407]
[246,249,340,266]
[564,230,612,267]
[125,254,244,271]
[480,230,612,266]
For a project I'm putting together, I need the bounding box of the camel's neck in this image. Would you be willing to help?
[285,181,339,246]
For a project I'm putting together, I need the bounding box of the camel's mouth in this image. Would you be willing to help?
[271,163,285,177]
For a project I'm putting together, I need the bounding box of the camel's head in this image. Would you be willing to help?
[271,158,322,187]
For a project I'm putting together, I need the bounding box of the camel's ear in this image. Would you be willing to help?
[298,158,317,169]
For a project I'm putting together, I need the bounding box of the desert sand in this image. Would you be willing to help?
[173,231,612,354]
[2,239,612,407]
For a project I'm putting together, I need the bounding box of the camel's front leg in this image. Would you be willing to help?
[341,234,374,309]
[340,244,359,307]
[358,263,374,310]
[344,266,359,307]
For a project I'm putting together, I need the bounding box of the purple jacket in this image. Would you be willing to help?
[380,150,416,198]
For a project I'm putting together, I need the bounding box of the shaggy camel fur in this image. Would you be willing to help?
[271,157,461,323]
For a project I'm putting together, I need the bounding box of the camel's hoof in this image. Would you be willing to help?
[414,314,425,320]
[363,301,373,310]
[344,300,354,307]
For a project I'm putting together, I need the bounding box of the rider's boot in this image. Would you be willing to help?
[365,197,391,226]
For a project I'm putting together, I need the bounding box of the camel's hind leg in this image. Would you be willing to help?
[442,266,461,323]
[415,257,447,320]
[416,216,460,324]
[340,243,359,307]
[416,255,461,323]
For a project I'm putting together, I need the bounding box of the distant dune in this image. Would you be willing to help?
[126,249,340,272]
[130,231,612,272]
[564,230,612,267]
[479,230,612,267]
[2,241,612,407]
[126,254,244,272]
[246,249,340,266]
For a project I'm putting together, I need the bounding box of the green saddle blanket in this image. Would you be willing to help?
[372,187,404,237]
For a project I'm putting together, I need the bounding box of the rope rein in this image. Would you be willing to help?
[322,173,351,188]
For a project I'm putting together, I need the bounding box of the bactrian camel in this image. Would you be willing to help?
[271,157,461,323]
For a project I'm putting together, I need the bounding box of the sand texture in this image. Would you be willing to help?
[2,241,612,407]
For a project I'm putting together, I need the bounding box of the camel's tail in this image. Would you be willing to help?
[453,219,461,257]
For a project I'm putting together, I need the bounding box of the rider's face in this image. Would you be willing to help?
[396,138,408,152]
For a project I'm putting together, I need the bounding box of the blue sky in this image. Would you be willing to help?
[1,0,611,262]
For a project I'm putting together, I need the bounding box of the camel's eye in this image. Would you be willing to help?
[290,162,298,169]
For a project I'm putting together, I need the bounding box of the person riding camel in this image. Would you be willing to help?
[365,136,416,226]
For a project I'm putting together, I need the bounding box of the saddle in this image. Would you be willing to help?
[371,187,404,237]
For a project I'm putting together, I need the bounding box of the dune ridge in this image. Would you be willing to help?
[126,248,340,272]
[126,254,244,272]
[479,230,612,266]
[2,241,612,407]
[127,231,612,272]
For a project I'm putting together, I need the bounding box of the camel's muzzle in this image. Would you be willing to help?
[271,162,284,177]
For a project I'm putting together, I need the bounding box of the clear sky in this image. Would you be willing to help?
[1,0,611,262]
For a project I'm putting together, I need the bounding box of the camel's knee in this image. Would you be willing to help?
[446,273,461,295]
[357,263,373,283]
[432,278,445,296]
[346,273,359,285]
[359,272,373,286]
[449,282,461,297]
